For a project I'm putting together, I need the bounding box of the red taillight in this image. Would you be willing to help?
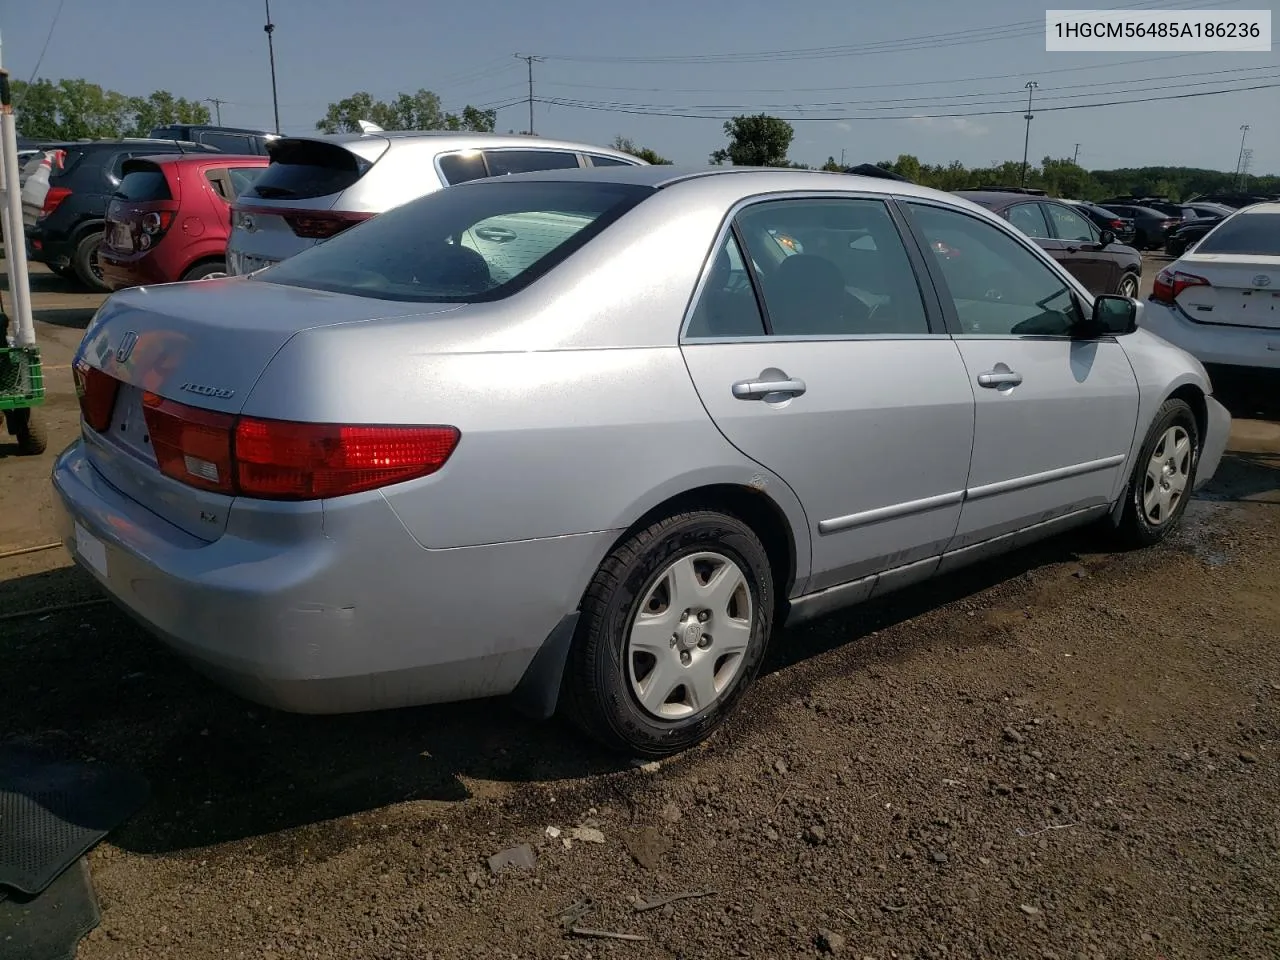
[40,186,71,219]
[143,393,237,494]
[234,418,459,499]
[136,393,460,500]
[1109,219,1125,229]
[280,210,373,240]
[73,361,120,432]
[1152,267,1210,305]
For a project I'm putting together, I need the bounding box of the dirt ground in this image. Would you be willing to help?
[2,259,1278,960]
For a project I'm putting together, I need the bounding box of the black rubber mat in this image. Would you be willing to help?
[0,858,100,960]
[0,745,149,896]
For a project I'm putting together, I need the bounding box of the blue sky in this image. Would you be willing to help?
[3,0,1276,173]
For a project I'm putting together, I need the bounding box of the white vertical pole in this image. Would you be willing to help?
[0,65,36,346]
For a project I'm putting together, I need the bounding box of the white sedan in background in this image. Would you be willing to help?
[1145,202,1280,400]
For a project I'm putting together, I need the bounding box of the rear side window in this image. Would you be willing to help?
[587,154,633,167]
[227,166,265,197]
[1193,214,1280,256]
[200,132,253,153]
[259,179,652,303]
[438,151,489,186]
[245,140,372,200]
[114,163,172,201]
[483,150,581,176]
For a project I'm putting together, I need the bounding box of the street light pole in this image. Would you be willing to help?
[1020,81,1038,187]
[264,0,280,135]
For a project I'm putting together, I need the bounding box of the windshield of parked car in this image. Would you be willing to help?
[258,179,654,302]
[1192,214,1280,256]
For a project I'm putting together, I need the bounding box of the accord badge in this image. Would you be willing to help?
[180,382,235,400]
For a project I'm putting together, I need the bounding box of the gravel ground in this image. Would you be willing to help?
[2,260,1278,960]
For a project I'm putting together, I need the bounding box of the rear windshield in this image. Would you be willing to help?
[1193,214,1280,256]
[244,140,372,200]
[258,179,653,303]
[114,163,172,201]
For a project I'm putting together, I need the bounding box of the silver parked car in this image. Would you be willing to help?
[55,166,1231,757]
[225,131,645,275]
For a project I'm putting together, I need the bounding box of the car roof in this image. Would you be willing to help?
[289,130,640,156]
[463,164,969,203]
[952,190,1065,209]
[138,152,269,166]
[1235,201,1280,215]
[45,138,216,152]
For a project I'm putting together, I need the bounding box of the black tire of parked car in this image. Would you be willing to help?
[73,231,111,292]
[182,260,229,282]
[1112,397,1200,548]
[562,509,775,757]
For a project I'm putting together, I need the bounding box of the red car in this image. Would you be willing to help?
[99,153,268,289]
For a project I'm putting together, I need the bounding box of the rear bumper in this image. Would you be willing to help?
[51,439,607,714]
[1142,300,1280,371]
[24,230,74,269]
[98,248,177,290]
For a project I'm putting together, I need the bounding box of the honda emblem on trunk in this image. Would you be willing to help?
[115,331,138,363]
[1254,275,1272,287]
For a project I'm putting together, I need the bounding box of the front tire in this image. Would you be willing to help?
[1117,273,1139,298]
[563,510,775,757]
[1114,398,1199,548]
[72,231,110,292]
[182,261,228,282]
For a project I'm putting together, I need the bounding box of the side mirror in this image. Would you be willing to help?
[1098,229,1115,247]
[1091,294,1142,336]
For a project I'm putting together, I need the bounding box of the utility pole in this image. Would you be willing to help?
[204,98,226,125]
[1073,143,1080,164]
[1020,81,1038,187]
[264,0,280,135]
[840,148,846,166]
[515,54,544,135]
[1234,124,1250,188]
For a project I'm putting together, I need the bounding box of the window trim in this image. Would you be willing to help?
[679,190,948,344]
[897,197,1103,342]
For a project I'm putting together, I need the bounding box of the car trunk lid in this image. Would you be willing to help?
[1175,254,1280,330]
[227,136,389,274]
[103,159,181,256]
[75,278,458,540]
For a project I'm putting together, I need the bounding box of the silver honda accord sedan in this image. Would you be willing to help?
[53,165,1231,757]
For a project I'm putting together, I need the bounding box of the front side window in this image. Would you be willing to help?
[1044,203,1096,242]
[201,133,253,153]
[908,202,1081,337]
[733,197,931,337]
[483,150,581,176]
[259,179,652,302]
[1006,202,1050,239]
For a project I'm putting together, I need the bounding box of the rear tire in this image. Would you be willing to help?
[1117,273,1139,298]
[1112,398,1199,548]
[6,408,48,456]
[562,510,775,758]
[182,261,228,282]
[72,231,110,292]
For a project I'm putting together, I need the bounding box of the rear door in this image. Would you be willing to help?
[680,194,976,594]
[903,199,1140,553]
[1042,201,1118,295]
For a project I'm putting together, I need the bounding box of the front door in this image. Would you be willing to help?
[680,195,976,593]
[904,200,1141,548]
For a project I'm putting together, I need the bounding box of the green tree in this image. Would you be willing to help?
[709,114,794,167]
[821,156,843,172]
[611,135,671,164]
[316,89,495,134]
[126,90,210,137]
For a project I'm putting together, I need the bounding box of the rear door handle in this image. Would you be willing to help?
[977,370,1023,388]
[732,377,807,400]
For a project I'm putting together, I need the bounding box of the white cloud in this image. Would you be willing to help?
[905,115,989,138]
[833,121,852,132]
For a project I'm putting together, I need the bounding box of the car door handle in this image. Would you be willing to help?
[732,377,807,400]
[977,370,1023,388]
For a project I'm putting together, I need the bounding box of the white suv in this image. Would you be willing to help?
[226,131,645,275]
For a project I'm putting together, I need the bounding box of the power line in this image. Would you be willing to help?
[204,97,227,124]
[13,0,67,109]
[540,70,1280,117]
[535,79,1280,122]
[538,0,1230,64]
